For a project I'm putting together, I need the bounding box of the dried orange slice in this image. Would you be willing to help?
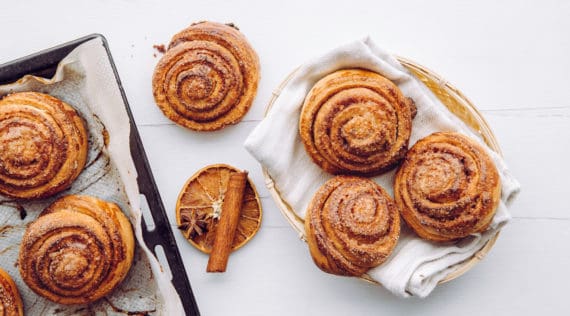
[176,164,262,253]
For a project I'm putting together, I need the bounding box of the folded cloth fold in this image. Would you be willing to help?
[244,37,520,298]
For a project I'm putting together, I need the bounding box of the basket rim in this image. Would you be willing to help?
[261,57,502,287]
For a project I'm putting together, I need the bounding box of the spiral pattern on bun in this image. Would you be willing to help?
[305,176,400,276]
[18,195,135,305]
[394,132,501,242]
[299,69,416,176]
[0,268,24,316]
[0,92,88,200]
[152,21,260,131]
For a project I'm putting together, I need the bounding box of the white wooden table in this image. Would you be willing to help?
[2,1,569,315]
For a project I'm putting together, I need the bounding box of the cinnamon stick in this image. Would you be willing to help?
[207,171,248,272]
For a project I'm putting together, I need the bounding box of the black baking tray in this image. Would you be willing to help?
[0,34,200,316]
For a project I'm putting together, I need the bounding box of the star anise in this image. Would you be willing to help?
[178,208,214,239]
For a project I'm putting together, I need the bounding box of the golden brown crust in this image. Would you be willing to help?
[0,268,24,316]
[18,195,135,305]
[394,132,501,242]
[299,69,416,176]
[152,21,260,131]
[0,92,88,200]
[305,176,400,276]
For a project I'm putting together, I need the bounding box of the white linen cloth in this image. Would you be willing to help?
[244,37,520,298]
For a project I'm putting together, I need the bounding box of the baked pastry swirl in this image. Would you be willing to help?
[305,176,400,276]
[152,21,260,131]
[299,69,416,175]
[0,92,88,200]
[0,268,24,316]
[394,132,501,242]
[19,195,135,305]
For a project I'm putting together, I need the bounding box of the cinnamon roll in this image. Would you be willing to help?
[0,92,88,200]
[305,176,400,276]
[0,268,24,316]
[19,195,135,305]
[394,132,501,242]
[299,69,416,176]
[152,21,260,131]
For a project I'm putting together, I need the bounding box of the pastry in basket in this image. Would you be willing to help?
[0,92,88,200]
[0,267,24,316]
[18,195,135,305]
[394,132,501,242]
[152,21,260,131]
[299,69,416,176]
[305,176,400,276]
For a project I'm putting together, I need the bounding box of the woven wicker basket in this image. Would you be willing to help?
[261,57,502,285]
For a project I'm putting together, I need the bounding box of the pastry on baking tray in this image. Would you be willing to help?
[305,176,400,276]
[0,92,88,200]
[394,132,501,242]
[19,195,135,305]
[299,69,416,176]
[152,21,260,131]
[0,267,24,316]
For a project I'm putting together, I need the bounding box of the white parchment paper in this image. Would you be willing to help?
[0,38,184,315]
